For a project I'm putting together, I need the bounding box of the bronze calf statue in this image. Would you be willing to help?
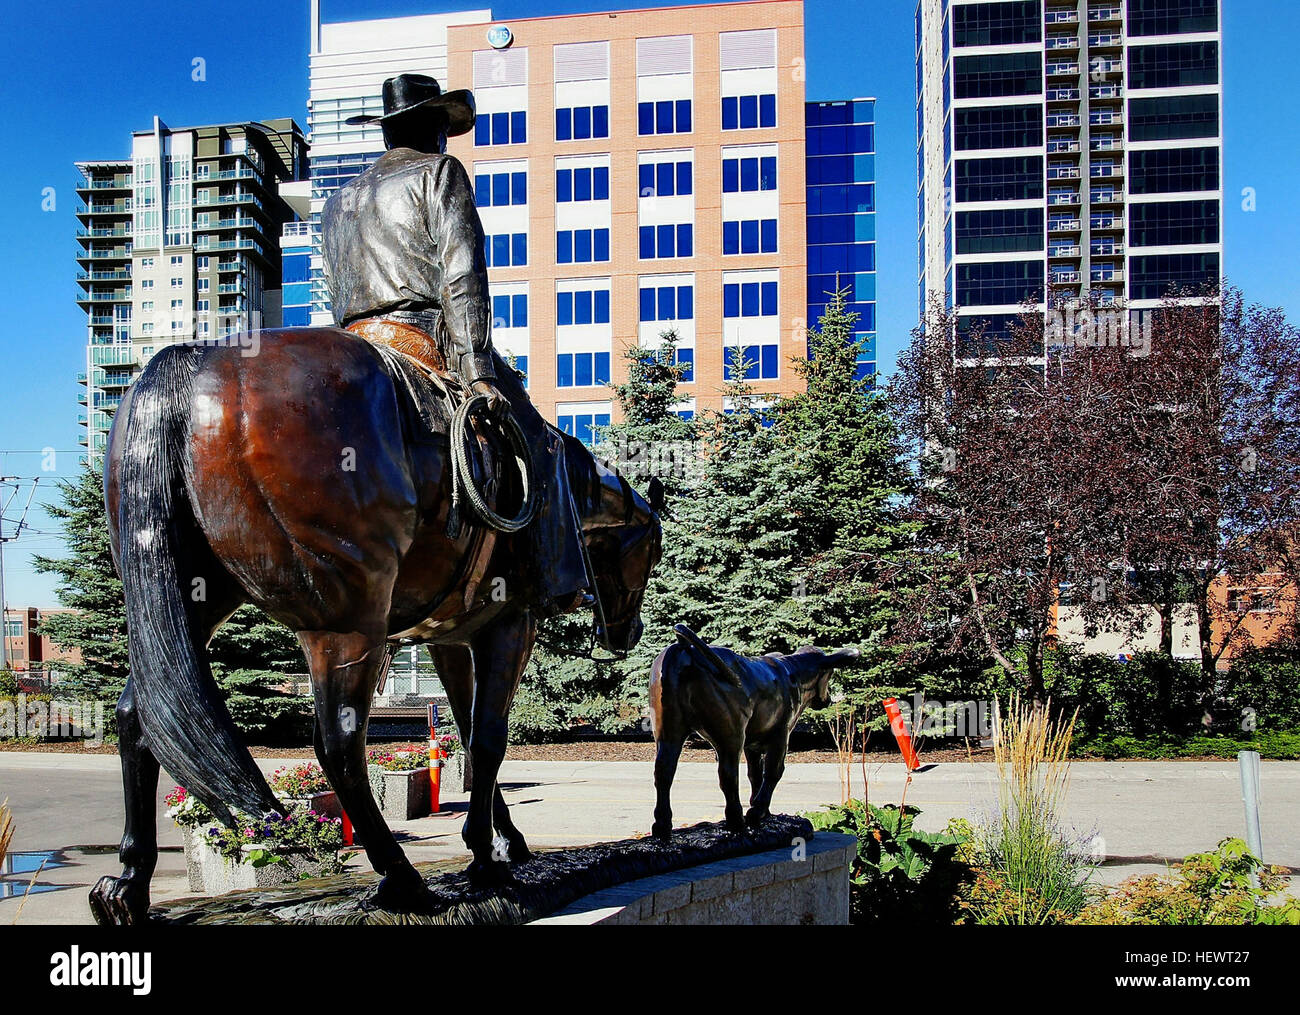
[649,624,860,840]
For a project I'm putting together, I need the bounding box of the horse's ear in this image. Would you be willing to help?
[647,477,666,514]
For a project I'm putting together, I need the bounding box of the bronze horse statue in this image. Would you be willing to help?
[90,327,662,925]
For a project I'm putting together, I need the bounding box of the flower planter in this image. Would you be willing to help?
[283,790,341,820]
[180,825,330,895]
[445,752,468,793]
[367,765,431,821]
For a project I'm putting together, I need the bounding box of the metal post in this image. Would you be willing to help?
[1238,750,1264,866]
[0,484,8,672]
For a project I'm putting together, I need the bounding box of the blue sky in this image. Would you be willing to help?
[0,0,1296,605]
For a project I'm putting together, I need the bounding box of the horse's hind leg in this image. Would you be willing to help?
[89,679,159,926]
[301,629,430,910]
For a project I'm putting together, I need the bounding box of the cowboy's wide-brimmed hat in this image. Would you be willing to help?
[345,74,475,137]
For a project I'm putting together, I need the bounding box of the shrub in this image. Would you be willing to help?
[213,668,312,743]
[1075,838,1300,926]
[0,670,17,697]
[1220,647,1300,730]
[269,762,331,798]
[804,801,972,925]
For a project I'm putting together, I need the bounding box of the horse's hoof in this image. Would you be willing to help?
[465,857,514,888]
[507,841,534,864]
[374,862,433,912]
[651,822,673,842]
[745,807,770,827]
[89,875,149,927]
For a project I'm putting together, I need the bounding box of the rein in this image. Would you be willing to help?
[448,394,539,537]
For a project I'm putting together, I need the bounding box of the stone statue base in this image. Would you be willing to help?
[150,816,817,926]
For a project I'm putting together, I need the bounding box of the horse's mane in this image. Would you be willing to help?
[555,427,606,519]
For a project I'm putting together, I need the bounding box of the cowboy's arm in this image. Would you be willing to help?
[427,157,497,384]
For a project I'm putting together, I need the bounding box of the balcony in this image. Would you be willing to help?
[78,392,88,405]
[1091,242,1125,257]
[77,177,131,192]
[1090,136,1123,152]
[1049,191,1082,207]
[1090,108,1123,126]
[78,434,89,447]
[1046,61,1081,77]
[76,372,87,385]
[1088,5,1122,23]
[1091,266,1125,283]
[1048,138,1081,153]
[1089,83,1123,100]
[93,369,136,389]
[1047,87,1081,102]
[1047,7,1080,23]
[282,221,310,240]
[1052,270,1082,285]
[1090,162,1125,179]
[1049,243,1082,258]
[217,260,244,273]
[77,270,131,283]
[1090,187,1124,205]
[91,346,138,367]
[1047,112,1082,128]
[1049,216,1083,233]
[1046,34,1080,51]
[77,288,132,303]
[1090,213,1122,230]
[1088,32,1123,48]
[1048,165,1082,180]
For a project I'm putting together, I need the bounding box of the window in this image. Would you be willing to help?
[1129,94,1219,141]
[637,158,692,198]
[639,283,695,323]
[140,257,154,269]
[140,279,154,290]
[957,209,1045,254]
[171,277,183,288]
[170,255,183,266]
[1128,42,1218,90]
[556,286,611,326]
[197,278,210,293]
[556,351,612,388]
[638,99,692,135]
[196,299,209,313]
[474,169,528,207]
[141,300,154,313]
[485,233,528,267]
[555,105,610,141]
[955,260,1044,306]
[722,154,777,193]
[954,105,1043,150]
[3,619,23,638]
[722,219,778,255]
[1130,147,1219,195]
[557,407,611,445]
[723,279,778,319]
[954,52,1042,99]
[955,156,1043,202]
[492,293,529,328]
[953,1,1042,47]
[196,256,209,271]
[170,299,183,311]
[557,228,610,264]
[1127,0,1218,37]
[475,110,528,146]
[639,223,694,260]
[556,165,610,202]
[1129,200,1219,248]
[722,94,776,130]
[723,343,779,381]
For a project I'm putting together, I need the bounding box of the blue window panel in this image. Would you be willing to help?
[491,234,510,266]
[761,218,778,252]
[594,228,610,262]
[492,174,509,206]
[853,361,874,384]
[574,167,592,201]
[761,344,778,378]
[639,287,656,322]
[593,105,609,138]
[677,161,692,195]
[557,292,574,325]
[760,157,777,190]
[656,162,674,197]
[556,169,572,202]
[678,285,694,319]
[510,111,526,143]
[475,173,490,205]
[515,355,529,386]
[594,351,611,384]
[557,355,574,387]
[677,347,694,381]
[656,224,675,258]
[578,415,596,444]
[575,353,594,386]
[722,96,739,130]
[760,93,776,127]
[574,105,592,139]
[638,163,654,196]
[739,94,758,128]
[655,101,673,133]
[723,283,740,318]
[676,99,691,132]
[657,286,675,320]
[512,172,527,205]
[594,167,609,200]
[740,158,759,191]
[723,221,739,255]
[761,281,778,315]
[595,289,610,323]
[723,159,739,193]
[493,294,510,326]
[675,409,695,421]
[513,293,528,327]
[575,289,594,325]
[741,219,760,253]
[741,282,759,316]
[638,102,655,135]
[491,112,509,145]
[475,117,490,145]
[512,233,527,265]
[575,229,593,262]
[556,107,572,141]
[557,231,573,264]
[639,225,655,258]
[677,223,693,257]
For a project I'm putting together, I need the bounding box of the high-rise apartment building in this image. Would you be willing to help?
[307,0,875,438]
[76,118,307,454]
[915,0,1222,346]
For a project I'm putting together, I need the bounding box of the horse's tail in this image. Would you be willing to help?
[116,344,281,827]
[672,624,745,687]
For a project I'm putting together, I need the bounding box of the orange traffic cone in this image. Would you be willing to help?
[882,697,921,772]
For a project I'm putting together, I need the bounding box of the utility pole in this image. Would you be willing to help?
[0,476,40,672]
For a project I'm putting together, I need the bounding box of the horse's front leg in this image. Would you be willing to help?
[90,680,159,926]
[464,610,536,884]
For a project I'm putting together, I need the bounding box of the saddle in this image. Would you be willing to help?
[347,318,457,440]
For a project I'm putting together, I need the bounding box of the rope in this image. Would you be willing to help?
[449,394,538,534]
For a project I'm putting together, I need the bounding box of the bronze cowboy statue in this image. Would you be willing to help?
[90,73,664,925]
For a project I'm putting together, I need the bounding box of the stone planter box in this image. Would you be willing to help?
[180,825,329,895]
[367,765,431,821]
[444,752,467,793]
[283,790,341,819]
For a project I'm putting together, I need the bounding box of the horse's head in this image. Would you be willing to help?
[563,433,664,655]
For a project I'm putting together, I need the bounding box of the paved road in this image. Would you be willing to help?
[2,753,1296,924]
